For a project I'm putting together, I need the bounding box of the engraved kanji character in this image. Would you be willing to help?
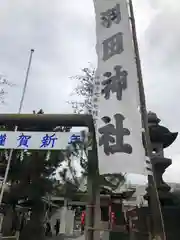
[101,4,121,28]
[98,113,132,155]
[101,65,127,100]
[103,32,123,61]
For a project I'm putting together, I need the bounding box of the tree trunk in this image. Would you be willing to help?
[20,202,44,240]
[2,207,13,236]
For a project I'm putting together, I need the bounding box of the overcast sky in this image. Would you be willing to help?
[0,0,180,183]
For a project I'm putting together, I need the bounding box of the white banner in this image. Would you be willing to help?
[93,0,146,174]
[0,131,82,150]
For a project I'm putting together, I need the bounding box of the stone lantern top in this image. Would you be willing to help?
[148,111,161,124]
[148,111,178,149]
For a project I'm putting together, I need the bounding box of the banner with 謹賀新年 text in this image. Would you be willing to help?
[92,0,146,175]
[0,131,82,150]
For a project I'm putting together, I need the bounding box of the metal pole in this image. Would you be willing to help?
[18,49,34,114]
[0,49,34,233]
[129,0,166,239]
[128,1,166,239]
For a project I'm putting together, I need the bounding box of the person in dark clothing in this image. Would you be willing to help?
[45,222,51,236]
[20,213,25,232]
[54,219,60,236]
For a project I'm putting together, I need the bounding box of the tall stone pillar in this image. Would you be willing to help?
[134,112,180,239]
[145,112,178,206]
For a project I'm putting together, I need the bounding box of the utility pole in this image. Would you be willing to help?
[0,49,34,235]
[128,1,166,239]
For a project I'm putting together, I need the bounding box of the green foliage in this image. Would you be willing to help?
[0,109,70,239]
[0,150,65,207]
[0,109,67,207]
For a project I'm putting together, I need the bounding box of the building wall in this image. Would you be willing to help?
[50,209,61,234]
[122,182,180,207]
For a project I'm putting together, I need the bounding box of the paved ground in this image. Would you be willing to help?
[46,234,84,240]
[46,236,62,240]
[69,235,84,240]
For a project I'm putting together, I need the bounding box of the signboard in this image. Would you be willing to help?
[93,0,146,175]
[0,131,82,150]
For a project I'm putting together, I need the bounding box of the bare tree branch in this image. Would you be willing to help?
[0,74,14,104]
[66,65,127,193]
[68,66,95,114]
